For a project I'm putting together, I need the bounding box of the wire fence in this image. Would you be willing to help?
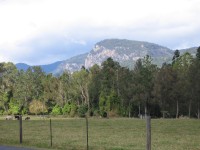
[0,116,147,150]
[1,116,200,150]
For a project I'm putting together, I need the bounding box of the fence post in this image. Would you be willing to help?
[19,115,22,144]
[146,116,151,150]
[85,116,89,150]
[50,119,52,147]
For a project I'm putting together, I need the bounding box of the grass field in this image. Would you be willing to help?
[0,116,200,150]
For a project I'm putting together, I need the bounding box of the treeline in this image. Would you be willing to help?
[0,48,200,118]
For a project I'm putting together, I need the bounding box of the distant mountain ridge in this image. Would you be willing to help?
[85,39,173,69]
[16,39,198,75]
[16,63,30,71]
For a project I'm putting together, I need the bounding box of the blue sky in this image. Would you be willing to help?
[0,0,200,65]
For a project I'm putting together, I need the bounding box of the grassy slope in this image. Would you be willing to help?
[0,117,200,150]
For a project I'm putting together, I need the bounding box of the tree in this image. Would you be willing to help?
[153,63,176,118]
[172,52,193,118]
[42,74,59,113]
[100,57,120,95]
[117,67,133,117]
[31,66,45,99]
[140,55,157,117]
[12,70,32,114]
[99,58,123,116]
[172,50,180,64]
[88,64,102,113]
[72,67,90,114]
[132,59,144,117]
[0,63,17,113]
[196,46,200,59]
[188,48,200,118]
[57,71,72,107]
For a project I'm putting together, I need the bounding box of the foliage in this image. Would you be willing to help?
[8,98,20,115]
[51,104,62,115]
[77,104,88,117]
[62,102,71,115]
[69,103,77,117]
[0,49,200,118]
[99,91,110,117]
[29,100,47,115]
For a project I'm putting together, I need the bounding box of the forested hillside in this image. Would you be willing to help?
[1,47,200,118]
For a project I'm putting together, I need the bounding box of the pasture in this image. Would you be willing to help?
[0,116,200,150]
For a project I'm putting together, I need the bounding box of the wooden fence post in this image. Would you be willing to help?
[146,116,151,150]
[19,115,22,144]
[86,116,89,150]
[50,119,52,147]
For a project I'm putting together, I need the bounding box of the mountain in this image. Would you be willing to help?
[16,61,63,74]
[179,47,198,56]
[85,39,173,69]
[16,63,30,71]
[51,53,88,75]
[16,39,198,75]
[40,61,63,74]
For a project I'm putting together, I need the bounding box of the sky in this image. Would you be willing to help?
[0,0,200,65]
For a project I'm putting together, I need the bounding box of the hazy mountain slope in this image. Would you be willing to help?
[179,47,198,56]
[16,63,30,71]
[40,61,63,74]
[52,53,88,75]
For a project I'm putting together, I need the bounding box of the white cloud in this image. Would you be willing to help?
[0,0,200,64]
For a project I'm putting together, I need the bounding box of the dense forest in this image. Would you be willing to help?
[0,47,200,118]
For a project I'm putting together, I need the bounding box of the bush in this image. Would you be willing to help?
[93,109,100,117]
[108,110,116,117]
[9,101,20,115]
[69,103,77,117]
[102,111,107,118]
[22,108,28,115]
[62,103,71,115]
[78,104,88,117]
[99,92,110,118]
[0,109,4,115]
[29,100,47,115]
[51,105,62,115]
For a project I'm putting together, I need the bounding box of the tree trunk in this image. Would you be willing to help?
[198,102,200,119]
[128,101,131,118]
[145,103,147,118]
[116,69,120,97]
[86,86,90,116]
[138,103,141,118]
[176,100,179,119]
[162,112,165,118]
[188,100,191,118]
[3,105,8,113]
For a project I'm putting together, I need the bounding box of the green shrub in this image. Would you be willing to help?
[0,109,4,115]
[8,99,20,115]
[62,103,71,115]
[78,104,88,117]
[99,92,110,117]
[51,105,62,115]
[69,103,77,117]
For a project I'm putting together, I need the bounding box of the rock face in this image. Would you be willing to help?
[85,45,117,68]
[84,39,173,69]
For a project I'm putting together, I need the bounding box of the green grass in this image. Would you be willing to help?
[0,116,200,150]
